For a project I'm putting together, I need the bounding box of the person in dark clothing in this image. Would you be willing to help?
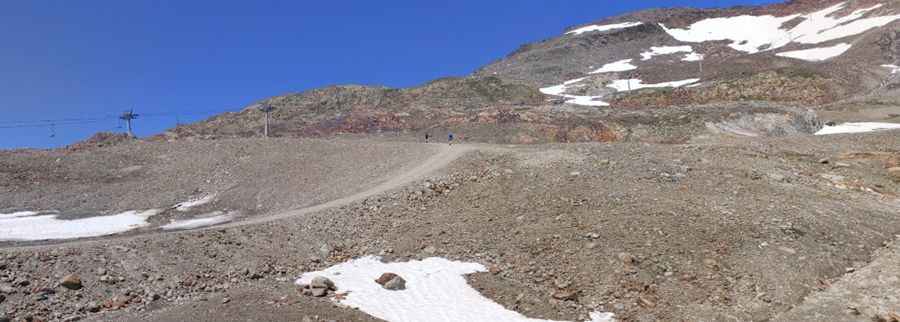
[448,132,454,146]
[425,132,430,143]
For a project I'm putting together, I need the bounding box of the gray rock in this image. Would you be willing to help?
[383,276,406,291]
[310,276,335,291]
[310,287,328,297]
[318,244,333,257]
[376,273,407,291]
[0,283,14,294]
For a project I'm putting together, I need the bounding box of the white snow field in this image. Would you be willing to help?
[0,210,161,241]
[682,52,704,62]
[640,46,694,61]
[815,122,900,135]
[661,2,900,54]
[776,43,852,62]
[607,78,700,92]
[566,22,643,35]
[883,64,900,74]
[540,78,610,107]
[296,256,615,322]
[541,77,700,107]
[161,211,234,230]
[174,194,216,212]
[590,59,637,74]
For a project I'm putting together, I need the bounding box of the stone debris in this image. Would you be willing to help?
[375,273,407,291]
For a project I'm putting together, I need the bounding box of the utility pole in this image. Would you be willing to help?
[698,54,705,80]
[119,109,139,138]
[258,104,275,137]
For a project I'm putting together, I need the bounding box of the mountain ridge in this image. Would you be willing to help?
[158,0,899,145]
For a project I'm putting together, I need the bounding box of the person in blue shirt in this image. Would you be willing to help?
[448,132,454,146]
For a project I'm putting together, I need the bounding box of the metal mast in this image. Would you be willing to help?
[119,109,139,138]
[258,104,275,137]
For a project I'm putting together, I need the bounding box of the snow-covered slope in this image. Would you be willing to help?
[476,0,900,108]
[661,3,898,54]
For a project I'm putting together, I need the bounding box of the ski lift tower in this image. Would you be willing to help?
[119,109,139,138]
[258,104,275,138]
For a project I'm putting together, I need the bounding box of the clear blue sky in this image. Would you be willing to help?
[0,0,781,149]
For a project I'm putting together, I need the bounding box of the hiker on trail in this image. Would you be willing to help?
[448,132,454,146]
[425,132,430,143]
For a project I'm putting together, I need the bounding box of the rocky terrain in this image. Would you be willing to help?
[1,132,899,321]
[3,0,900,321]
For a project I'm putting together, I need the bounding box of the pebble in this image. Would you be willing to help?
[617,252,637,265]
[310,287,328,297]
[551,289,578,301]
[376,273,406,291]
[309,276,335,291]
[59,274,83,290]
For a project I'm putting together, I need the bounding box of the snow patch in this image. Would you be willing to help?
[590,59,637,74]
[541,76,699,107]
[296,256,615,322]
[640,46,694,61]
[174,194,216,212]
[0,210,161,241]
[161,211,234,230]
[682,53,704,62]
[562,96,610,107]
[815,122,900,135]
[566,22,643,35]
[661,2,900,54]
[540,79,610,107]
[883,64,900,74]
[0,211,39,219]
[776,43,852,62]
[607,78,700,92]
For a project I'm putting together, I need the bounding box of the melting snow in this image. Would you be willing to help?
[682,53,704,62]
[0,210,161,241]
[776,43,852,62]
[540,79,610,107]
[296,256,615,322]
[883,64,900,74]
[815,122,900,135]
[566,22,643,35]
[661,2,900,54]
[640,46,694,61]
[607,78,700,92]
[541,76,700,107]
[0,211,39,219]
[161,211,234,230]
[174,194,216,212]
[590,59,637,74]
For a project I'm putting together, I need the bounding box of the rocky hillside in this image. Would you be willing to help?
[164,0,900,144]
[477,0,900,107]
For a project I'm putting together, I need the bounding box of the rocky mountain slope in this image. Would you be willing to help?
[164,0,899,144]
[478,0,900,106]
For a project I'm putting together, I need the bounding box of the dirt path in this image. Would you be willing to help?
[5,143,491,250]
[223,143,482,228]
